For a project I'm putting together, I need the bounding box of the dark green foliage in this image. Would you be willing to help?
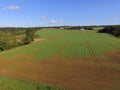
[98,25,120,37]
[23,29,38,44]
[83,26,94,30]
[64,26,82,30]
[0,28,38,52]
[64,26,94,30]
[0,27,41,35]
[0,31,18,51]
[71,26,82,30]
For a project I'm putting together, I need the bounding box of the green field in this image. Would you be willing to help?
[1,30,120,60]
[0,76,64,90]
[0,30,120,90]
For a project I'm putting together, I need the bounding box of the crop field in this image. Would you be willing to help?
[0,76,64,90]
[0,30,120,90]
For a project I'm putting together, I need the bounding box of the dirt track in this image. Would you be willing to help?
[0,51,120,90]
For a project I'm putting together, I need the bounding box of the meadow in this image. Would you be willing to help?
[0,29,120,90]
[1,30,120,60]
[0,76,64,90]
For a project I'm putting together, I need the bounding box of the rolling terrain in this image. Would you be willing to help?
[0,30,120,90]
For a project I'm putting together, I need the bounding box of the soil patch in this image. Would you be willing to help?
[0,53,119,90]
[106,50,120,63]
[33,38,47,43]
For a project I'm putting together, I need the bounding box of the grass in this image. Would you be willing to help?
[0,29,120,60]
[0,76,65,90]
[0,29,120,90]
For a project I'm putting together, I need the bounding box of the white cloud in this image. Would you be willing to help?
[50,20,64,24]
[40,16,48,21]
[4,5,20,10]
[50,20,57,24]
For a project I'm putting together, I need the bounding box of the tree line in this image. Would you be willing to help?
[0,25,119,51]
[0,28,39,51]
[98,25,120,37]
[64,26,94,30]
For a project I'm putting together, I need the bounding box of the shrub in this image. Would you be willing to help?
[0,31,18,51]
[98,25,120,37]
[23,29,37,44]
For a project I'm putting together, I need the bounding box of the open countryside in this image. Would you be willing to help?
[0,0,120,90]
[0,29,120,90]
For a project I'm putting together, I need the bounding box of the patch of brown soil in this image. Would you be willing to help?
[106,50,120,63]
[0,53,119,90]
[33,38,47,43]
[101,50,120,75]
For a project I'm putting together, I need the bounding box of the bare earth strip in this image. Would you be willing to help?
[85,41,120,76]
[0,51,120,90]
[33,38,47,43]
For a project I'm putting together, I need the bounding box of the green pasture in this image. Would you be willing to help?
[0,76,64,90]
[0,29,120,60]
[0,29,120,90]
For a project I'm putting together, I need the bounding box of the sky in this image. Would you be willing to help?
[0,0,120,27]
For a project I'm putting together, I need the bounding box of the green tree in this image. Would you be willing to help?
[0,31,18,51]
[23,29,37,44]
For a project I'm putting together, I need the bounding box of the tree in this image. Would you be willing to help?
[0,31,18,51]
[23,29,37,44]
[98,25,120,37]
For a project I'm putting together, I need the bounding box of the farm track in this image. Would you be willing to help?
[85,41,104,71]
[82,31,120,75]
[82,32,104,71]
[85,41,120,75]
[98,39,120,75]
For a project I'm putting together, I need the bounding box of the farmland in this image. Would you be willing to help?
[0,30,120,90]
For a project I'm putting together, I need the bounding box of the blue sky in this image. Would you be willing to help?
[0,0,120,27]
